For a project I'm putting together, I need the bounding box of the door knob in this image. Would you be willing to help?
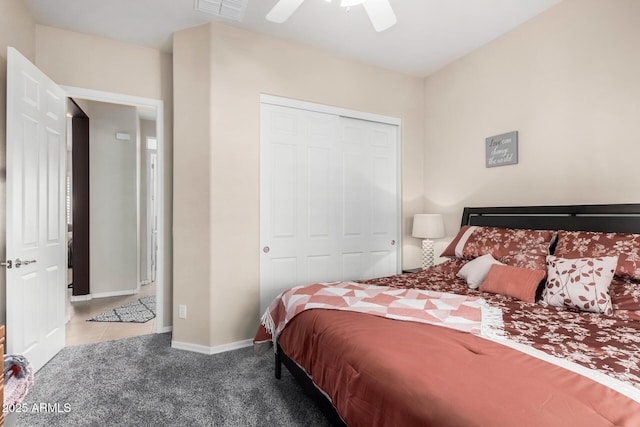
[0,260,12,269]
[15,258,37,268]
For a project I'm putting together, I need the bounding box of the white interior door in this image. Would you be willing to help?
[260,102,399,313]
[5,47,66,372]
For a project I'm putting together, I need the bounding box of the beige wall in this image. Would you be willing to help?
[87,102,138,296]
[172,25,212,345]
[35,25,174,327]
[35,26,168,101]
[173,23,425,347]
[424,0,640,235]
[0,0,37,325]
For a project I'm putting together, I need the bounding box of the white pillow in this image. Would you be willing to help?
[457,254,504,289]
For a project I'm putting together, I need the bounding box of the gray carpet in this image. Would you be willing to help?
[87,295,156,323]
[12,333,331,427]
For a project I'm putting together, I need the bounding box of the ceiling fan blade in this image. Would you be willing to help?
[266,0,306,23]
[363,0,397,32]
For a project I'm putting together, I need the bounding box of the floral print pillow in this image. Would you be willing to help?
[542,255,617,315]
[554,230,640,280]
[441,226,554,271]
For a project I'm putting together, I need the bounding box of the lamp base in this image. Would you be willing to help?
[421,239,435,269]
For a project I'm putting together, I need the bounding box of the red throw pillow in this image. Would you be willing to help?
[479,264,546,303]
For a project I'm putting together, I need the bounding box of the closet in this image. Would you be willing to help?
[260,97,400,312]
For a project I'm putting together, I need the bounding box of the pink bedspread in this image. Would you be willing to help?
[278,309,640,426]
[255,259,640,426]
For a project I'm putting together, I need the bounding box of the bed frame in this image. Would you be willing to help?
[462,203,640,233]
[275,203,640,426]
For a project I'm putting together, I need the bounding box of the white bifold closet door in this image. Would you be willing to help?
[260,102,399,313]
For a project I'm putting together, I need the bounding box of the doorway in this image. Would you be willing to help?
[67,99,89,297]
[5,48,166,371]
[63,86,165,343]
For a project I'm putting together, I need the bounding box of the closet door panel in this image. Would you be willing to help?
[339,116,398,281]
[260,102,398,313]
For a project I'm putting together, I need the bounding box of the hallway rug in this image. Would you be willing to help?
[87,295,156,323]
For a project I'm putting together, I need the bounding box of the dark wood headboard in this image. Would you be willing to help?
[461,204,640,234]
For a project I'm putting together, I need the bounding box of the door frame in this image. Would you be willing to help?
[63,85,166,333]
[260,94,402,127]
[259,94,403,296]
[147,149,158,283]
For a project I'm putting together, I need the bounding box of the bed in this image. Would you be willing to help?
[254,204,640,426]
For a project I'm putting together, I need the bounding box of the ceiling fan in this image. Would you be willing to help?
[266,0,397,32]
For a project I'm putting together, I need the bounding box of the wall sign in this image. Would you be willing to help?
[485,131,518,168]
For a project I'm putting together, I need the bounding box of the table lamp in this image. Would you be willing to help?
[412,214,445,269]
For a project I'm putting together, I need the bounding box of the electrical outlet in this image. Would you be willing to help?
[179,304,187,319]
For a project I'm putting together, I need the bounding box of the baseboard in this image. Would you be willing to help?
[171,338,253,355]
[70,294,93,302]
[158,325,173,333]
[70,289,138,302]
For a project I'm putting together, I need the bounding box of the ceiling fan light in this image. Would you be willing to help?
[363,0,396,32]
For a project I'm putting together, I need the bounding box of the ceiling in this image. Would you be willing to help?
[25,0,561,77]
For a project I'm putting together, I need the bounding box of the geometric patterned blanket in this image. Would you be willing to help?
[260,282,503,351]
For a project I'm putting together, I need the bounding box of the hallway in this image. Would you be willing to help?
[65,283,157,346]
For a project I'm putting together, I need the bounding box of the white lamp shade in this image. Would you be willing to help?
[412,214,445,239]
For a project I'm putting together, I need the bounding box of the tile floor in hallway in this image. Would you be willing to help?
[65,282,157,346]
